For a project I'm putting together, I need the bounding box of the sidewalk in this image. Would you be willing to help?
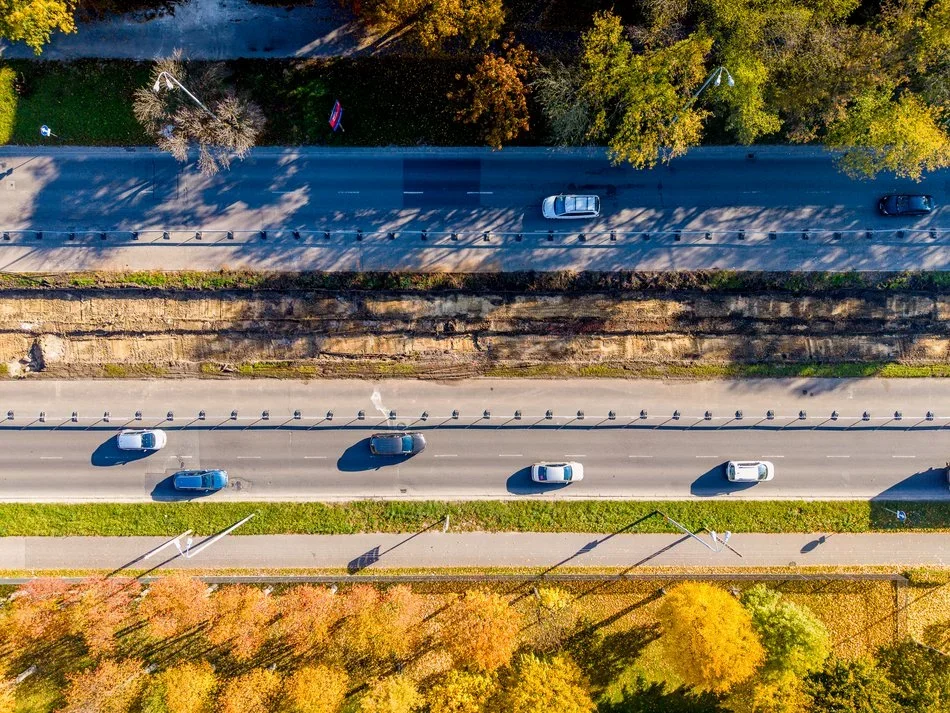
[2,533,949,571]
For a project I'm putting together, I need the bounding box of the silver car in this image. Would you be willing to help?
[726,460,774,482]
[531,461,584,483]
[542,194,601,219]
[117,429,167,451]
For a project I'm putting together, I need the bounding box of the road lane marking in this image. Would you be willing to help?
[695,455,719,458]
[564,454,586,458]
[236,456,261,459]
[403,191,424,194]
[466,191,494,195]
[337,191,360,194]
[628,455,654,458]
[434,454,458,458]
[826,455,850,458]
[39,456,63,460]
[499,454,523,457]
[303,456,327,459]
[892,455,916,458]
[761,455,785,458]
[179,455,192,459]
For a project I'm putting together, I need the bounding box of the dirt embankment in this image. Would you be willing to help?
[1,289,948,377]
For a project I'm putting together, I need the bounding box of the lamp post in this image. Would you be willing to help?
[662,65,735,163]
[152,71,221,122]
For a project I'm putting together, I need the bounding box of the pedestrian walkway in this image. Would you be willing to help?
[1,532,948,572]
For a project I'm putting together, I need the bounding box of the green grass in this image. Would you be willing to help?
[0,500,947,537]
[101,363,166,377]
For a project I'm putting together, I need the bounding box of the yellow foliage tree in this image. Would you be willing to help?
[152,662,218,713]
[284,665,349,713]
[207,585,274,661]
[0,680,14,713]
[218,669,281,713]
[0,0,76,54]
[439,590,521,672]
[61,659,146,713]
[493,654,594,713]
[751,671,813,713]
[139,574,212,641]
[427,670,496,713]
[336,585,425,664]
[657,582,765,693]
[359,676,422,713]
[275,586,339,657]
[365,0,503,51]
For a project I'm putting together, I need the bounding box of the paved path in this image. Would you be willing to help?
[1,378,950,502]
[0,146,944,272]
[0,0,370,59]
[1,533,948,570]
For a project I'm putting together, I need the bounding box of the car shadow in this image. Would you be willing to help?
[689,464,758,497]
[506,466,570,495]
[149,475,212,502]
[336,438,410,472]
[872,466,950,500]
[90,437,155,467]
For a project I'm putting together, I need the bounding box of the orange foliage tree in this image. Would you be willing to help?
[493,654,594,713]
[4,578,75,648]
[336,585,425,663]
[284,665,349,713]
[275,586,340,657]
[207,584,274,661]
[218,669,281,713]
[139,574,212,641]
[69,576,141,656]
[439,589,520,672]
[61,659,146,713]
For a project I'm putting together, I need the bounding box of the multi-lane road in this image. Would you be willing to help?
[0,146,945,272]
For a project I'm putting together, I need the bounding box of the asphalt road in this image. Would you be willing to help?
[2,426,948,502]
[0,146,946,272]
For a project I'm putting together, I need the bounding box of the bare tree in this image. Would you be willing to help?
[134,51,264,176]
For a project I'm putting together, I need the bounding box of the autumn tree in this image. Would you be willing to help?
[439,589,520,672]
[69,576,141,656]
[359,675,422,713]
[5,578,75,648]
[207,584,273,661]
[0,0,75,54]
[657,583,764,693]
[877,640,950,713]
[275,585,339,657]
[218,669,282,713]
[805,657,898,713]
[284,665,349,713]
[426,670,496,713]
[741,585,830,676]
[336,585,425,664]
[142,662,217,713]
[493,654,594,713]
[138,573,211,641]
[451,36,536,150]
[0,680,14,713]
[61,659,146,713]
[748,671,813,713]
[134,51,264,176]
[598,676,725,713]
[362,0,503,51]
[532,587,578,651]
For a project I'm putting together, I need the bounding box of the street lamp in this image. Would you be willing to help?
[662,65,735,163]
[152,70,221,122]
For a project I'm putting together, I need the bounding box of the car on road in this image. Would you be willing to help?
[531,461,584,483]
[369,432,426,456]
[542,194,601,219]
[117,429,167,451]
[172,469,228,492]
[878,194,934,217]
[726,460,775,482]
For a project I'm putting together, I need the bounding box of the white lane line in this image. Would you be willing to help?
[892,455,916,459]
[826,455,850,458]
[270,190,297,194]
[303,456,327,460]
[39,456,63,460]
[628,455,654,458]
[695,455,719,458]
[236,456,262,460]
[179,455,193,459]
[564,454,586,458]
[761,455,785,458]
[499,454,523,457]
[403,191,424,195]
[466,191,494,195]
[434,454,458,458]
[337,191,360,194]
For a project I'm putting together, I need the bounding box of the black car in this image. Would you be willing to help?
[369,432,426,456]
[878,194,934,217]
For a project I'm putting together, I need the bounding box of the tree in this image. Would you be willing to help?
[748,671,813,713]
[0,0,75,55]
[657,583,764,693]
[138,573,211,641]
[493,654,594,713]
[0,680,15,713]
[827,88,950,180]
[741,585,830,676]
[362,0,503,51]
[806,657,898,713]
[69,576,141,656]
[134,52,264,176]
[450,36,536,150]
[275,586,339,657]
[439,589,521,672]
[284,665,349,713]
[426,670,496,713]
[218,669,281,713]
[5,578,75,648]
[207,584,273,661]
[142,662,217,713]
[61,659,146,713]
[359,675,422,713]
[598,676,725,713]
[336,585,425,664]
[877,640,950,713]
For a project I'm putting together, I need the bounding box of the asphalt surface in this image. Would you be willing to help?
[0,146,945,272]
[1,533,947,570]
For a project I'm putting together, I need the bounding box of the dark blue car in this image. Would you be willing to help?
[172,469,228,492]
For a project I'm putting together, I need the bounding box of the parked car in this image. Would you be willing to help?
[531,461,585,483]
[542,194,601,219]
[726,460,775,482]
[369,432,426,456]
[172,469,228,492]
[878,194,934,217]
[117,429,167,451]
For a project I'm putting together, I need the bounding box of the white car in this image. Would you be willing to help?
[542,194,601,219]
[531,461,584,483]
[726,460,774,482]
[117,429,167,451]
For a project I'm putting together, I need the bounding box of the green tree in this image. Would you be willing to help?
[493,654,594,713]
[451,36,536,150]
[359,676,422,713]
[806,657,898,713]
[0,0,75,54]
[657,583,764,693]
[748,671,813,713]
[827,87,950,180]
[598,675,725,713]
[741,584,830,676]
[439,589,521,672]
[877,640,950,713]
[284,666,349,713]
[426,670,496,713]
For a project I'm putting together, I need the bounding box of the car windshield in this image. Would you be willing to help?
[141,433,155,448]
[757,464,768,478]
[728,464,736,477]
[554,196,566,215]
[201,473,214,488]
[562,465,573,480]
[401,435,413,452]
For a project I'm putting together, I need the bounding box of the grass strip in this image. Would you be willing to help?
[0,500,946,537]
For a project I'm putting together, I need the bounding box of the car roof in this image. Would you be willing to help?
[564,195,599,213]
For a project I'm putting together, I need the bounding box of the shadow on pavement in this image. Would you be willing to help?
[505,466,570,495]
[337,438,410,471]
[347,518,446,574]
[689,464,757,496]
[91,437,155,467]
[800,535,828,553]
[149,475,215,502]
[872,465,950,502]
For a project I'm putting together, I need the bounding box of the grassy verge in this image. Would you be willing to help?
[0,500,947,537]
